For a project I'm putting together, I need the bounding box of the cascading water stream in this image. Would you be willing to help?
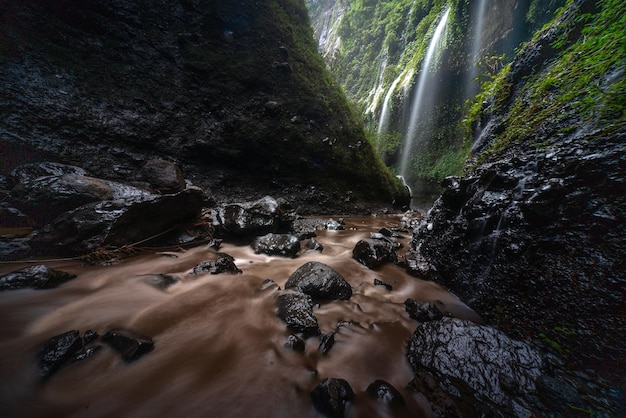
[465,0,488,99]
[376,71,404,137]
[399,6,450,178]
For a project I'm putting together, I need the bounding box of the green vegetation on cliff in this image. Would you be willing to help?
[306,0,570,195]
[468,0,626,161]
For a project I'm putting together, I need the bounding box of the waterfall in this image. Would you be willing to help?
[466,0,488,98]
[314,1,346,59]
[377,70,404,136]
[399,6,450,177]
[366,50,388,115]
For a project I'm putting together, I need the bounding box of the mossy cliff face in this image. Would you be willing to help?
[0,0,409,213]
[408,0,625,410]
[306,0,567,202]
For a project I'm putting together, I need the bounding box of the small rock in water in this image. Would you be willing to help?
[276,292,320,337]
[310,378,354,418]
[102,329,154,362]
[365,380,405,407]
[144,274,179,290]
[191,253,242,275]
[251,233,301,257]
[38,330,83,379]
[352,239,397,269]
[306,237,324,252]
[325,218,345,230]
[374,278,392,291]
[284,334,306,352]
[0,265,77,291]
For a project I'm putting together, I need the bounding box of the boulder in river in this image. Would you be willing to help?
[191,253,242,275]
[407,317,542,416]
[276,292,320,337]
[352,238,397,269]
[0,265,76,291]
[38,330,84,379]
[285,261,352,301]
[310,377,354,418]
[214,196,295,237]
[102,329,154,362]
[251,233,301,258]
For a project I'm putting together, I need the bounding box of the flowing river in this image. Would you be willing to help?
[0,215,480,418]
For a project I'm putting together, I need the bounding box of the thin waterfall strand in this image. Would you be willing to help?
[399,7,450,177]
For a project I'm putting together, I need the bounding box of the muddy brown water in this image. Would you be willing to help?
[0,216,480,417]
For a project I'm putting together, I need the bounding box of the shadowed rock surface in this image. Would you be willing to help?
[0,265,76,291]
[285,261,352,301]
[0,0,409,214]
[276,292,320,337]
[407,318,543,416]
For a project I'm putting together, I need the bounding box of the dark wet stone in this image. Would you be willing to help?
[145,274,179,289]
[374,278,392,291]
[536,374,583,413]
[306,237,324,252]
[30,187,206,257]
[318,332,335,355]
[83,330,99,345]
[0,238,31,261]
[285,261,352,301]
[0,202,31,228]
[9,162,89,187]
[0,265,76,291]
[207,239,222,250]
[310,378,354,418]
[325,218,345,230]
[215,196,294,237]
[251,233,301,258]
[38,330,83,378]
[365,380,405,407]
[140,159,185,193]
[284,334,306,352]
[290,218,326,239]
[102,329,154,362]
[276,292,320,337]
[404,299,443,322]
[191,253,242,275]
[378,227,402,238]
[73,345,102,362]
[10,172,152,225]
[352,239,397,269]
[407,318,542,412]
[407,369,464,417]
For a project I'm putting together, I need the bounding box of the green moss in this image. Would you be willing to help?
[474,0,626,161]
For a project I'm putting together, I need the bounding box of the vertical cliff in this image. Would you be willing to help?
[0,0,409,213]
[407,1,625,412]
